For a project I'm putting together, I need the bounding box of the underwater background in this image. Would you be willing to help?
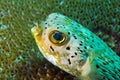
[0,0,120,80]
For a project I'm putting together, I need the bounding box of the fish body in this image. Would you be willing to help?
[31,13,120,80]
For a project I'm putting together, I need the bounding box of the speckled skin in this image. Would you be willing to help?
[32,13,120,80]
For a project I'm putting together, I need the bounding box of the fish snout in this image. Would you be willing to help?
[31,24,43,37]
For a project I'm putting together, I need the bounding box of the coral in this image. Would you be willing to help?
[0,0,120,80]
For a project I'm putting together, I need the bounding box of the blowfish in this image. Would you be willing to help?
[31,13,120,80]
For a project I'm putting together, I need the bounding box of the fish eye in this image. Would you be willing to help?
[49,30,67,45]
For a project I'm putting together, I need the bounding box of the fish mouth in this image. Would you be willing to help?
[31,24,43,37]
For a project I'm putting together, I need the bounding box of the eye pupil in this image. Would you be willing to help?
[53,32,63,41]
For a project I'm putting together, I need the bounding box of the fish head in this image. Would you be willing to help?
[31,13,92,78]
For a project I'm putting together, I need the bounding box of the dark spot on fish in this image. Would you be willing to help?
[111,60,114,63]
[102,69,107,72]
[96,64,99,68]
[45,27,47,29]
[80,50,83,52]
[68,59,71,64]
[77,47,80,49]
[90,45,93,48]
[112,75,116,79]
[79,43,83,46]
[92,40,94,42]
[66,46,70,50]
[50,20,53,22]
[54,16,58,19]
[57,24,59,25]
[71,56,74,58]
[62,25,65,27]
[84,46,87,49]
[73,35,77,39]
[102,77,106,79]
[103,62,108,65]
[50,46,54,51]
[68,32,70,35]
[80,41,83,43]
[45,22,47,24]
[57,27,59,29]
[74,52,77,55]
[87,37,90,39]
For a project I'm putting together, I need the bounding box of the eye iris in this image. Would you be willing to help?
[53,32,63,41]
[49,30,68,45]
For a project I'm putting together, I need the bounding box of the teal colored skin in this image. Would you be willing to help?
[32,13,120,80]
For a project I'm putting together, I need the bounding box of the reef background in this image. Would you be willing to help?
[0,0,120,80]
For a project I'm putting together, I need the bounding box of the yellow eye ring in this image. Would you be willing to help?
[49,30,67,46]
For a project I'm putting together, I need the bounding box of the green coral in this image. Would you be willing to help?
[0,0,120,80]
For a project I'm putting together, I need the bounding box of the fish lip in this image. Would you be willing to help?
[31,24,43,37]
